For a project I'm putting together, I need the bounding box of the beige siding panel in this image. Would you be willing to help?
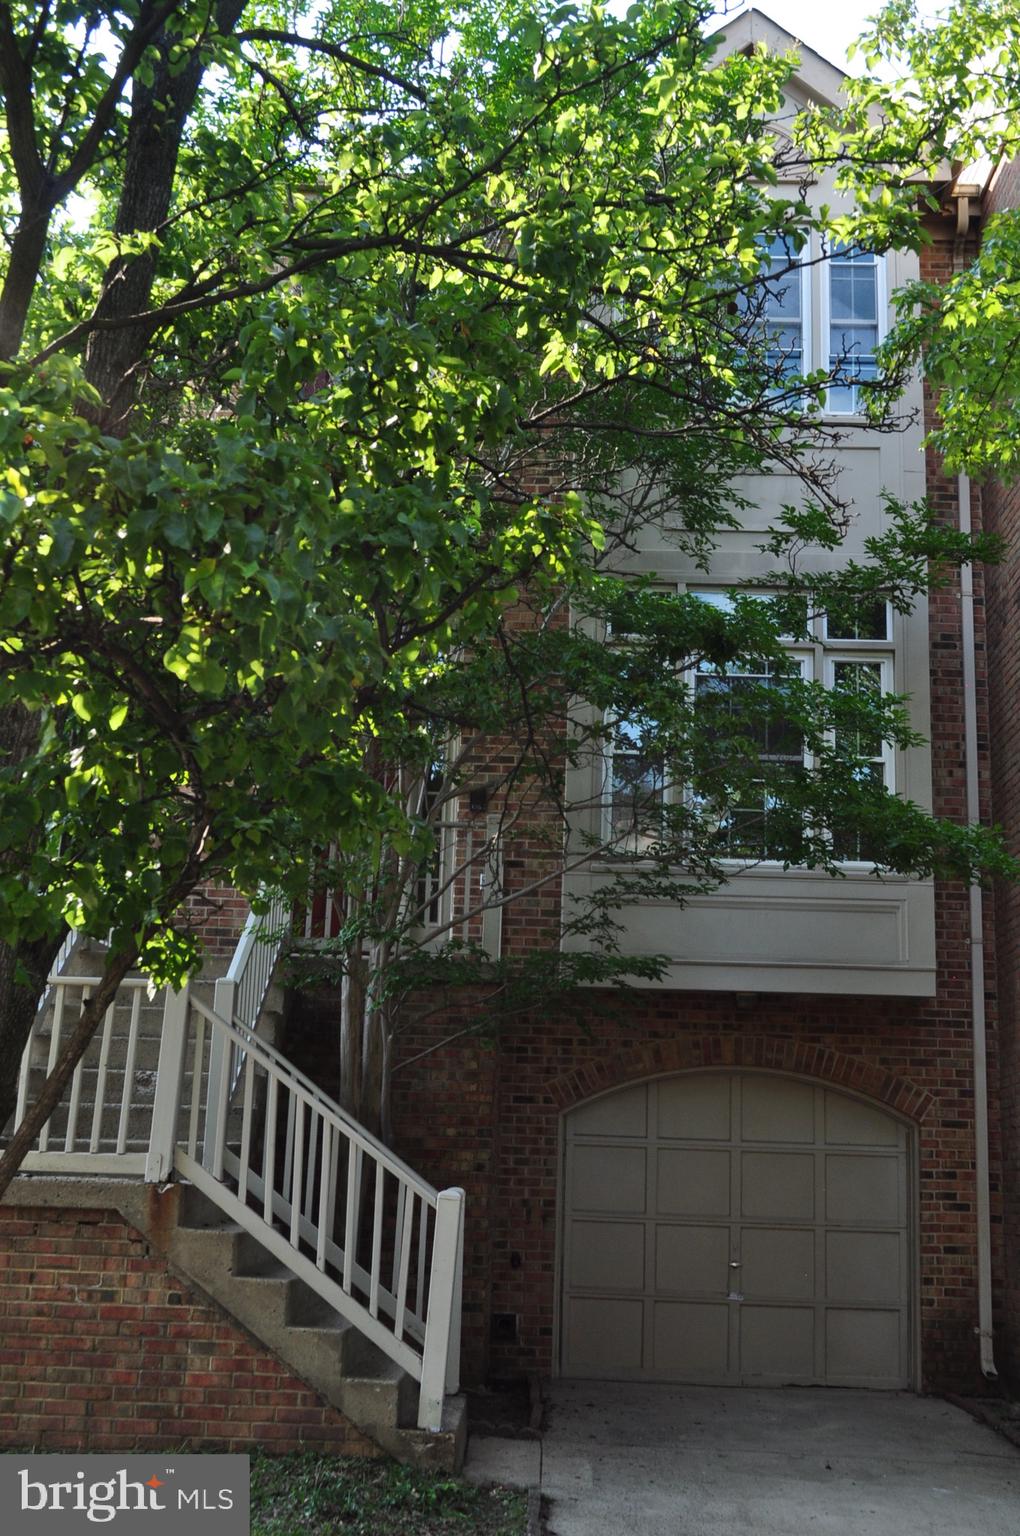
[741,1076,815,1143]
[740,1306,816,1379]
[825,1153,903,1224]
[826,1230,903,1305]
[561,1073,912,1386]
[571,1082,648,1138]
[657,1074,731,1140]
[657,1149,732,1217]
[826,1308,904,1384]
[740,1151,815,1221]
[564,1297,644,1373]
[824,1090,903,1147]
[740,1227,815,1300]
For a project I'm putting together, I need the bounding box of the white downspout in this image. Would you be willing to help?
[957,468,998,1378]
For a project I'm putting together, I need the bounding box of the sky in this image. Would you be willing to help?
[722,0,947,73]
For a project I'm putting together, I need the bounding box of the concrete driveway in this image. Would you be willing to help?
[465,1382,1020,1535]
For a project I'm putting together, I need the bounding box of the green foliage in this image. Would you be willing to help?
[250,1450,526,1536]
[0,0,1016,1014]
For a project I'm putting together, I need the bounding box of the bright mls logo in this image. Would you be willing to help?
[5,1454,249,1534]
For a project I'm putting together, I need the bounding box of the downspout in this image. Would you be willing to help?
[957,468,997,1379]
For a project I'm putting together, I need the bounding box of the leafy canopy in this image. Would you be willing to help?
[0,0,1016,996]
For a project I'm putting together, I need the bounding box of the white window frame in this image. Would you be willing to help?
[761,235,812,389]
[824,651,897,865]
[600,585,901,868]
[691,645,813,864]
[821,245,887,417]
[601,712,670,852]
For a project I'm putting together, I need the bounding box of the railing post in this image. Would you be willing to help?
[446,1194,464,1395]
[417,1187,464,1431]
[203,977,236,1171]
[145,985,190,1183]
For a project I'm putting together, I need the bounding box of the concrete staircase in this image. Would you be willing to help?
[169,1184,466,1468]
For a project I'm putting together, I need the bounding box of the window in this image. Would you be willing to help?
[695,650,807,858]
[827,246,880,413]
[762,235,806,383]
[606,716,666,853]
[603,588,898,866]
[824,597,890,643]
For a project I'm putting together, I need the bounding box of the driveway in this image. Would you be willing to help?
[465,1382,1020,1536]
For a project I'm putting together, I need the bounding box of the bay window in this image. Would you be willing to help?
[604,589,897,866]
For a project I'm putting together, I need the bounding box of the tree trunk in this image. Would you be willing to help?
[0,928,64,1143]
[0,698,64,1139]
[0,198,52,361]
[83,0,247,423]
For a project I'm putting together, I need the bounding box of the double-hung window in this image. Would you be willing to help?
[603,589,897,866]
[694,650,807,859]
[762,234,806,384]
[827,245,880,413]
[606,716,666,854]
[824,600,895,860]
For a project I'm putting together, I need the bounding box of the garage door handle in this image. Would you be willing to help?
[729,1261,742,1268]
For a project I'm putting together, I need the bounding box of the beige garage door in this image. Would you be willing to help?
[560,1073,911,1387]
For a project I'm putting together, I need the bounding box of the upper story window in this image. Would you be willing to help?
[748,238,885,415]
[603,589,896,867]
[762,235,806,383]
[827,246,880,414]
[607,716,666,855]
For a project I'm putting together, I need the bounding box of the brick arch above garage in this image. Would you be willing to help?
[546,1034,935,1125]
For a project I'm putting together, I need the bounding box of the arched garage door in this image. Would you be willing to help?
[560,1073,912,1387]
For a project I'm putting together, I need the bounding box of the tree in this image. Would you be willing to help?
[0,0,1016,1180]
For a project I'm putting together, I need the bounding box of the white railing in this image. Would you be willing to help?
[33,926,80,1019]
[16,975,161,1176]
[302,821,503,957]
[217,891,290,1031]
[10,911,465,1434]
[173,991,463,1430]
[211,892,290,1099]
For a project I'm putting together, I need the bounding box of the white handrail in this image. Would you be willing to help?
[176,990,461,1427]
[224,891,290,1026]
[36,927,79,1014]
[190,993,439,1199]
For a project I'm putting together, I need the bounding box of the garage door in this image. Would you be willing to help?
[560,1073,911,1387]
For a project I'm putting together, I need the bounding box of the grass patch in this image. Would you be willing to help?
[251,1451,526,1536]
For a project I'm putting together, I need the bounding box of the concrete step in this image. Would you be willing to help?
[169,1185,463,1468]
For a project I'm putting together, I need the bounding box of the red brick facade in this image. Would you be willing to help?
[981,156,1020,1384]
[0,1204,376,1454]
[289,344,1007,1392]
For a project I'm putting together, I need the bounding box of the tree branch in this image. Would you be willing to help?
[237,27,428,104]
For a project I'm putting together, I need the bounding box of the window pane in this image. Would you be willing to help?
[609,719,665,850]
[754,237,803,387]
[695,657,805,859]
[833,660,884,759]
[825,599,890,641]
[829,248,879,411]
[831,761,887,862]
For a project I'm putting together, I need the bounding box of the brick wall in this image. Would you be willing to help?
[0,1205,377,1455]
[181,884,252,964]
[981,155,1020,1383]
